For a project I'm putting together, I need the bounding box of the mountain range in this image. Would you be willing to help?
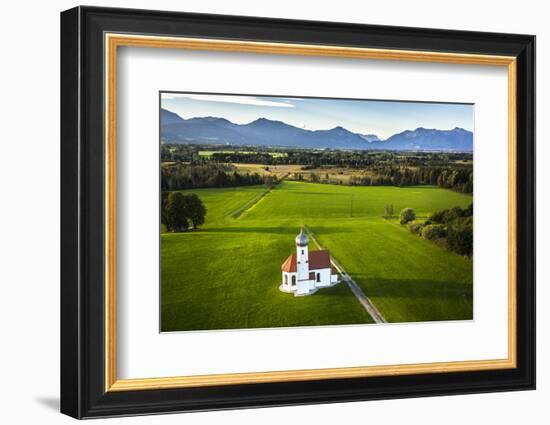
[160,108,473,152]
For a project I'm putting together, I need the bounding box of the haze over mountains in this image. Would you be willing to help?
[161,108,473,152]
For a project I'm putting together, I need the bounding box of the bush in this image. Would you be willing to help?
[399,208,416,225]
[430,204,473,224]
[442,206,464,223]
[423,205,473,255]
[447,219,473,256]
[429,210,446,223]
[421,224,447,240]
[407,222,424,235]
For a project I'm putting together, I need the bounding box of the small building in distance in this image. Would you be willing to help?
[280,229,339,296]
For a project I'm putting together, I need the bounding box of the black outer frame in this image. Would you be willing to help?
[60,6,536,419]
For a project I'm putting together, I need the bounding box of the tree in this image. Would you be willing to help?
[429,209,446,224]
[443,206,464,223]
[430,204,473,224]
[447,222,473,256]
[399,208,416,225]
[164,192,189,232]
[183,193,207,229]
[407,222,424,235]
[214,170,229,187]
[161,192,170,228]
[265,174,277,185]
[421,224,447,240]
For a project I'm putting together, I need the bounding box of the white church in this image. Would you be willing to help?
[280,229,339,296]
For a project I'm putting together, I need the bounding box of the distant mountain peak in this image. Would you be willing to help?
[359,133,382,143]
[160,108,185,124]
[316,126,353,135]
[160,112,472,152]
[383,126,472,151]
[249,117,288,126]
[189,116,229,122]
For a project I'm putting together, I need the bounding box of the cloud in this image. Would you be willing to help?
[161,93,294,108]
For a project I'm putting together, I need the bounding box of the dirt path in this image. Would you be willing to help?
[226,185,275,219]
[226,173,289,220]
[303,225,387,324]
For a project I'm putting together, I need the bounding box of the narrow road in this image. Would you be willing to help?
[226,173,290,220]
[303,225,387,324]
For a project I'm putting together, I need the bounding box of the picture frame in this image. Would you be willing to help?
[60,5,536,419]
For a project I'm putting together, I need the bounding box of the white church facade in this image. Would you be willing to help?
[280,229,339,296]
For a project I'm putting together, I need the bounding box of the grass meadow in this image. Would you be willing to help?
[161,181,473,331]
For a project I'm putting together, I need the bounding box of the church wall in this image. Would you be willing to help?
[280,271,298,293]
[296,279,315,295]
[312,268,333,288]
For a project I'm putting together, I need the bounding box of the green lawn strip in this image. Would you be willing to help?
[310,217,473,323]
[163,185,268,229]
[161,222,372,331]
[161,181,473,331]
[244,181,472,220]
[226,184,277,219]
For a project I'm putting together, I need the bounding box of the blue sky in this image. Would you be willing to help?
[161,92,473,139]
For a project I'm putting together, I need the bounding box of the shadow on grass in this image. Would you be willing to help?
[288,191,351,197]
[281,287,354,300]
[352,276,473,301]
[198,226,346,235]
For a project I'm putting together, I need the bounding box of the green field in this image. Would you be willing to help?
[161,181,473,331]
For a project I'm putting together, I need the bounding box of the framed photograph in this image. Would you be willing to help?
[60,6,536,419]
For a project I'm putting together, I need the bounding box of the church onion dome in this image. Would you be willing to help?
[295,228,309,246]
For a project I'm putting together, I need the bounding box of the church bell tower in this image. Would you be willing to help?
[295,228,309,281]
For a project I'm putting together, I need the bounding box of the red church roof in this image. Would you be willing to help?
[281,250,332,272]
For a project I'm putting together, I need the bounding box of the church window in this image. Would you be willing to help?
[316,273,320,282]
[291,276,296,286]
[285,275,288,285]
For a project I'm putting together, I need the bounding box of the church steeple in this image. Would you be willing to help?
[296,228,309,281]
[280,229,339,296]
[295,228,308,246]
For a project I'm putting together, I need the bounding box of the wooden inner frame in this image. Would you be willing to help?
[104,33,518,392]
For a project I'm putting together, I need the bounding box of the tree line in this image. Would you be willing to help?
[348,166,473,193]
[161,162,277,191]
[290,166,472,193]
[204,148,471,168]
[162,144,472,168]
[397,204,473,256]
[161,144,473,193]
